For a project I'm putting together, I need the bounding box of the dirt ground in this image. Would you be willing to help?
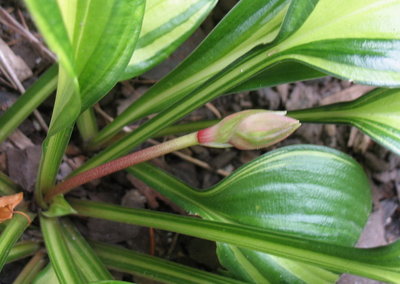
[0,1,399,283]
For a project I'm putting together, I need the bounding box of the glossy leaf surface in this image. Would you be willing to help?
[25,0,145,133]
[89,0,290,148]
[121,0,218,80]
[289,88,400,155]
[270,0,400,86]
[128,145,371,282]
[70,196,400,283]
[84,0,400,172]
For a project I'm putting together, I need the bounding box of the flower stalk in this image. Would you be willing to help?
[45,132,199,202]
[45,110,300,202]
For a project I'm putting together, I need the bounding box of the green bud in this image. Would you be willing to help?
[197,110,300,150]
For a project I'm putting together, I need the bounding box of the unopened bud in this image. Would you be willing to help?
[197,110,300,150]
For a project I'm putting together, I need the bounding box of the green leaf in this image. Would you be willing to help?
[92,241,244,284]
[0,171,18,195]
[229,61,324,93]
[13,251,46,284]
[88,0,290,149]
[289,88,400,155]
[25,0,80,135]
[69,197,400,283]
[32,263,60,284]
[269,0,400,86]
[0,65,57,144]
[26,0,146,134]
[60,219,114,281]
[0,213,34,271]
[82,0,400,173]
[24,0,76,77]
[43,195,77,217]
[72,0,145,110]
[121,0,218,80]
[40,215,85,284]
[6,241,41,263]
[127,145,371,283]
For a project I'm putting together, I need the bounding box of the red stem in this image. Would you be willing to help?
[45,133,198,202]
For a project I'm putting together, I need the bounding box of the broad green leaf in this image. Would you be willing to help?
[121,0,218,80]
[89,0,290,149]
[92,241,245,284]
[127,145,371,283]
[69,196,400,283]
[289,88,400,155]
[0,213,34,271]
[40,215,85,284]
[71,0,145,110]
[269,0,400,86]
[61,219,114,281]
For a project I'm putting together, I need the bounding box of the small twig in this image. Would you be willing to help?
[132,78,157,84]
[0,7,55,61]
[17,9,29,31]
[149,227,155,256]
[0,47,49,132]
[205,102,222,118]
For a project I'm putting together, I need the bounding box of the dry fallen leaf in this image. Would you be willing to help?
[0,192,23,223]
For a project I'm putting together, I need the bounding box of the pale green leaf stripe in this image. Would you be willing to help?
[277,39,400,86]
[89,0,290,149]
[279,0,400,49]
[5,241,41,263]
[123,0,217,79]
[40,216,85,284]
[92,241,245,284]
[60,219,113,281]
[24,0,76,77]
[32,263,60,284]
[0,214,33,271]
[78,0,145,110]
[69,198,400,283]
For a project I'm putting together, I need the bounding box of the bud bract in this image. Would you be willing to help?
[197,110,300,150]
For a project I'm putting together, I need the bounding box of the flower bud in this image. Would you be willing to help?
[197,110,300,150]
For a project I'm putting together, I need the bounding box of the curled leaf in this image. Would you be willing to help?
[0,192,23,223]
